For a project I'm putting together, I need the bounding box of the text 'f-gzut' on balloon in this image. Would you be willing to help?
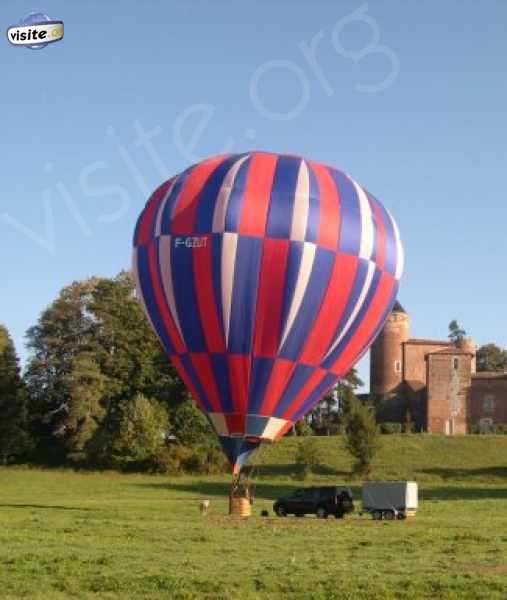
[132,151,404,475]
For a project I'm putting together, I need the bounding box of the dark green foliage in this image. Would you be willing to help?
[24,272,193,467]
[343,397,378,476]
[448,319,466,344]
[0,325,32,463]
[294,418,313,436]
[476,343,507,372]
[294,437,322,478]
[308,369,363,434]
[88,394,168,469]
[378,421,403,434]
[151,444,228,475]
[166,399,215,446]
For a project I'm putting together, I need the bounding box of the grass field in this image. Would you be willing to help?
[1,435,506,599]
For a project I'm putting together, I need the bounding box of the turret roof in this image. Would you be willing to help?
[392,300,407,314]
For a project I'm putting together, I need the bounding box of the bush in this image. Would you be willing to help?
[150,444,229,475]
[294,418,313,436]
[295,437,322,479]
[378,422,403,434]
[344,400,378,477]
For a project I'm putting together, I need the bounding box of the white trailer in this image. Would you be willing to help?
[361,481,418,520]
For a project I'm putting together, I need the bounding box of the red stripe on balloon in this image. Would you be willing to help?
[258,359,294,416]
[189,353,222,413]
[136,179,174,245]
[227,355,250,415]
[329,271,396,375]
[171,155,228,234]
[253,238,290,357]
[192,235,226,353]
[308,162,340,250]
[298,252,358,366]
[147,242,186,353]
[238,153,278,236]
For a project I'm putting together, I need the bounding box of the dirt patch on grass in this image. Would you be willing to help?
[456,563,507,574]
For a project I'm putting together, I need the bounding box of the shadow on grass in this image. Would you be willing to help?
[420,466,507,480]
[421,486,507,500]
[250,463,349,479]
[128,478,362,501]
[0,504,94,511]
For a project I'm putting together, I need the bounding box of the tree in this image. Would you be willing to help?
[24,272,187,465]
[167,399,215,446]
[476,344,507,372]
[448,320,467,344]
[0,325,32,463]
[308,369,363,434]
[58,353,106,461]
[25,278,100,461]
[295,437,322,479]
[343,398,378,477]
[88,394,168,468]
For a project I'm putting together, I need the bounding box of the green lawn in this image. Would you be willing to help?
[1,435,506,599]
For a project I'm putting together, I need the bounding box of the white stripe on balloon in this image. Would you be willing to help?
[290,160,310,242]
[212,155,250,233]
[158,235,185,342]
[221,232,238,348]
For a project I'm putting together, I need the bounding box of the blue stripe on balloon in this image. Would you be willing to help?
[228,235,262,353]
[320,257,370,368]
[279,241,304,347]
[291,373,337,422]
[159,168,192,235]
[266,155,301,238]
[179,354,213,412]
[330,169,361,255]
[170,240,207,352]
[248,357,275,414]
[224,156,251,232]
[322,265,382,368]
[210,354,233,413]
[136,245,174,355]
[194,155,245,234]
[279,247,335,360]
[305,164,320,242]
[273,363,315,418]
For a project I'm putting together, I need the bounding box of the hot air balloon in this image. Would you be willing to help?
[132,151,403,476]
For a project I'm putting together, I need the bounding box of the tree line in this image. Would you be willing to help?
[1,276,506,474]
[0,271,366,472]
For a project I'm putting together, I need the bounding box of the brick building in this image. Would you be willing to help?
[370,302,507,433]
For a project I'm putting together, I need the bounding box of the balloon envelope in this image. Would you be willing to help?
[132,152,403,473]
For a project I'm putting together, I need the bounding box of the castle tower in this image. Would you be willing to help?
[456,337,477,374]
[370,301,410,396]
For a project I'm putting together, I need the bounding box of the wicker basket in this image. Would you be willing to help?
[229,494,251,517]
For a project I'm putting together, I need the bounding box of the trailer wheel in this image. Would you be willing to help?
[397,512,406,520]
[372,510,383,520]
[383,510,395,521]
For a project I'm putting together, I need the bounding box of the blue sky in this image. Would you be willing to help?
[1,0,506,390]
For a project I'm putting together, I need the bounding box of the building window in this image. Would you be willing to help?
[394,360,402,373]
[482,395,495,413]
[453,358,459,370]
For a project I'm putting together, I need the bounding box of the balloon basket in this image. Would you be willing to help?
[229,494,251,517]
[229,475,253,517]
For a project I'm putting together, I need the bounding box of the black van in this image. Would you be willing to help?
[273,486,354,518]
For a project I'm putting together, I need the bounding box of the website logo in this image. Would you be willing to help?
[7,12,63,50]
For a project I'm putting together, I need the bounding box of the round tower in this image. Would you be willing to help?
[370,301,410,396]
[456,337,477,374]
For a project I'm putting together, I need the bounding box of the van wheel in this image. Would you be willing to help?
[372,510,383,520]
[275,505,287,517]
[316,506,328,519]
[383,510,395,521]
[335,511,345,519]
[295,513,304,518]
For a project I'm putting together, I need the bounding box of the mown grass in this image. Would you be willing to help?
[1,435,506,599]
